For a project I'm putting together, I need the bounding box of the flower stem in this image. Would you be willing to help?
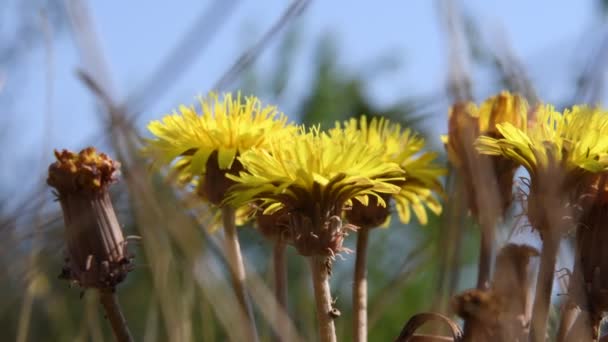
[309,256,337,342]
[529,234,559,342]
[99,290,133,342]
[353,228,370,342]
[477,218,494,289]
[273,240,289,341]
[462,216,496,340]
[222,206,259,342]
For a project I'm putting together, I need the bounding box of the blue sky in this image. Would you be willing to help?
[1,0,600,191]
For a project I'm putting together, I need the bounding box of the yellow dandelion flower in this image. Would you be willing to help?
[444,91,528,217]
[476,104,608,182]
[143,92,294,205]
[476,104,608,233]
[225,125,404,256]
[333,116,445,226]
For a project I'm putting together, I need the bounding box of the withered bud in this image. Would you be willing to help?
[455,244,538,341]
[345,194,391,230]
[453,288,523,341]
[453,289,503,326]
[197,150,244,205]
[47,147,132,289]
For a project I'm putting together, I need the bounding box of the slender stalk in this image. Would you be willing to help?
[99,290,134,342]
[353,228,370,342]
[222,206,259,342]
[309,256,337,342]
[273,240,289,342]
[529,234,559,342]
[476,218,494,289]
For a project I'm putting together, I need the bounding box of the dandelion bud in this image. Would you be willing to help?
[255,207,290,242]
[345,194,391,230]
[196,150,244,205]
[47,147,132,289]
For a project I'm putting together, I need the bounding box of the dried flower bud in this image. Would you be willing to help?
[454,244,538,341]
[453,289,503,328]
[47,147,132,289]
[453,288,526,341]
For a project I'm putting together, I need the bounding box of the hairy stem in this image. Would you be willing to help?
[353,228,370,342]
[529,234,559,342]
[99,290,134,342]
[222,206,259,342]
[309,256,337,342]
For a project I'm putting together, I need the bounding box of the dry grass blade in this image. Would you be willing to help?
[438,0,472,103]
[434,0,474,315]
[65,0,118,108]
[489,28,539,104]
[16,11,56,342]
[212,0,310,91]
[572,25,608,104]
[125,0,240,116]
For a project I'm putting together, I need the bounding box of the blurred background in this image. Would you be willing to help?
[2,0,608,340]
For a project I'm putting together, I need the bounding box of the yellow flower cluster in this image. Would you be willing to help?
[143,92,447,255]
[225,125,405,215]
